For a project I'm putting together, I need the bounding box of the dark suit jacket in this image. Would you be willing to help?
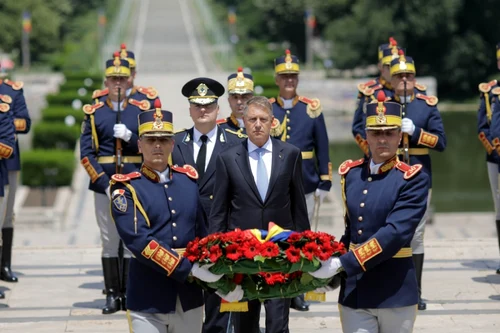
[172,125,243,217]
[209,138,310,233]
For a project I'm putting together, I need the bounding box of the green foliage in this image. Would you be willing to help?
[21,149,75,187]
[32,121,80,150]
[63,72,103,83]
[58,80,102,94]
[46,92,92,106]
[41,106,85,124]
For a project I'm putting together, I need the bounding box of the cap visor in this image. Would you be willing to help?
[141,132,174,137]
[189,97,217,105]
[365,125,400,131]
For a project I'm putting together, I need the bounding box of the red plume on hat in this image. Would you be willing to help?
[389,37,398,47]
[377,90,386,102]
[154,98,162,109]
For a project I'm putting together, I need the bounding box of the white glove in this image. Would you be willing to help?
[190,263,223,283]
[309,257,343,279]
[401,118,415,135]
[113,124,132,142]
[315,189,329,204]
[216,284,244,302]
[313,286,335,293]
[105,186,111,199]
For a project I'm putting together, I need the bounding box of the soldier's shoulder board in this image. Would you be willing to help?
[414,82,427,91]
[0,94,12,104]
[172,164,198,180]
[395,162,422,180]
[82,102,104,114]
[137,86,159,99]
[4,79,23,90]
[338,158,364,175]
[111,172,141,182]
[416,93,438,106]
[357,79,377,92]
[363,84,383,96]
[129,98,151,111]
[216,118,228,124]
[492,87,500,95]
[92,88,109,99]
[298,96,322,118]
[478,80,498,93]
[268,97,276,104]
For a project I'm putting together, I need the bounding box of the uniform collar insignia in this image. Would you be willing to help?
[141,164,161,182]
[378,155,399,174]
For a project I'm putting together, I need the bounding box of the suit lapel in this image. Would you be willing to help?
[199,126,226,189]
[178,128,196,166]
[265,139,284,202]
[235,140,262,202]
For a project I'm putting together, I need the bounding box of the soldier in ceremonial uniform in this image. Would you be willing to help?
[389,52,446,310]
[79,53,151,314]
[110,102,226,333]
[0,75,31,283]
[310,92,429,332]
[478,43,500,275]
[0,94,16,299]
[270,49,331,311]
[217,67,254,137]
[172,77,243,333]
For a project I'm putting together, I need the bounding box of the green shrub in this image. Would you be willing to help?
[46,92,92,106]
[41,106,85,124]
[21,149,75,187]
[32,122,80,150]
[252,71,276,88]
[58,80,103,94]
[63,72,103,83]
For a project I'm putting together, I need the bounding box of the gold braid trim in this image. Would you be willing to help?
[485,92,492,122]
[340,175,348,226]
[90,114,99,152]
[122,183,151,231]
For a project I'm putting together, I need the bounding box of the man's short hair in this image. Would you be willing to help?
[243,96,273,117]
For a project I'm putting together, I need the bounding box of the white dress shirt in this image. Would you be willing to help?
[281,97,295,109]
[111,100,126,112]
[248,137,273,184]
[153,167,170,184]
[237,118,245,128]
[369,159,384,175]
[193,126,217,171]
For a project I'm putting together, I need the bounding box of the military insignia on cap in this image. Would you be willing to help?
[285,50,293,69]
[153,111,163,130]
[113,193,127,212]
[197,83,208,96]
[376,101,387,124]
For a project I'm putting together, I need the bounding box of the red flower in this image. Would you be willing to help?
[225,244,242,261]
[199,247,210,261]
[285,246,301,263]
[260,272,287,285]
[233,273,244,285]
[287,232,302,243]
[208,244,222,263]
[317,232,334,246]
[302,242,319,261]
[260,241,280,258]
[243,240,261,259]
[302,230,318,241]
[317,243,334,261]
[184,238,201,262]
[289,271,302,280]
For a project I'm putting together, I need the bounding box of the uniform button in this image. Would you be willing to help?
[173,236,177,241]
[171,209,176,214]
[368,177,372,182]
[164,184,168,188]
[286,110,290,114]
[168,197,173,201]
[287,126,291,130]
[360,203,365,208]
[286,135,290,139]
[363,189,368,194]
[358,216,363,221]
[286,118,290,123]
[358,230,363,235]
[209,195,213,200]
[172,223,177,227]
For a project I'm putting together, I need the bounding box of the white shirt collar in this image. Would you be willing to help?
[398,95,413,104]
[111,100,126,111]
[369,159,384,175]
[281,98,295,109]
[193,125,218,143]
[153,167,170,183]
[126,87,133,97]
[248,137,273,154]
[237,118,245,128]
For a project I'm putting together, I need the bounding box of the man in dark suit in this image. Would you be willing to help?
[210,96,310,333]
[172,77,243,333]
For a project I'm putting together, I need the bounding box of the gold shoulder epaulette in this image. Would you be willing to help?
[0,103,10,112]
[225,128,247,139]
[492,87,500,95]
[416,93,438,106]
[172,164,198,180]
[82,102,105,115]
[357,79,377,92]
[0,95,12,104]
[268,97,276,104]
[4,79,23,90]
[111,172,142,183]
[338,158,364,175]
[137,86,159,99]
[479,80,498,93]
[129,98,151,111]
[92,88,109,99]
[363,84,383,96]
[298,96,322,118]
[395,162,422,180]
[415,82,427,91]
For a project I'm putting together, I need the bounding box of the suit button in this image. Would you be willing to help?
[172,223,177,227]
[360,203,365,207]
[209,195,213,200]
[368,177,372,182]
[358,216,363,222]
[287,126,291,130]
[171,210,176,214]
[358,230,363,235]
[363,189,368,194]
[168,197,173,201]
[286,135,290,139]
[164,184,169,188]
[173,236,177,241]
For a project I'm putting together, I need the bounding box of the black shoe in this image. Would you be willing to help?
[102,257,121,315]
[120,258,130,311]
[496,266,500,275]
[413,254,426,311]
[417,299,427,310]
[0,290,4,299]
[0,228,18,282]
[290,294,309,311]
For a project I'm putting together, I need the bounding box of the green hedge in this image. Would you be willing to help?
[63,72,103,83]
[33,122,80,150]
[58,80,103,94]
[252,71,276,88]
[46,92,92,106]
[41,106,85,124]
[21,149,75,187]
